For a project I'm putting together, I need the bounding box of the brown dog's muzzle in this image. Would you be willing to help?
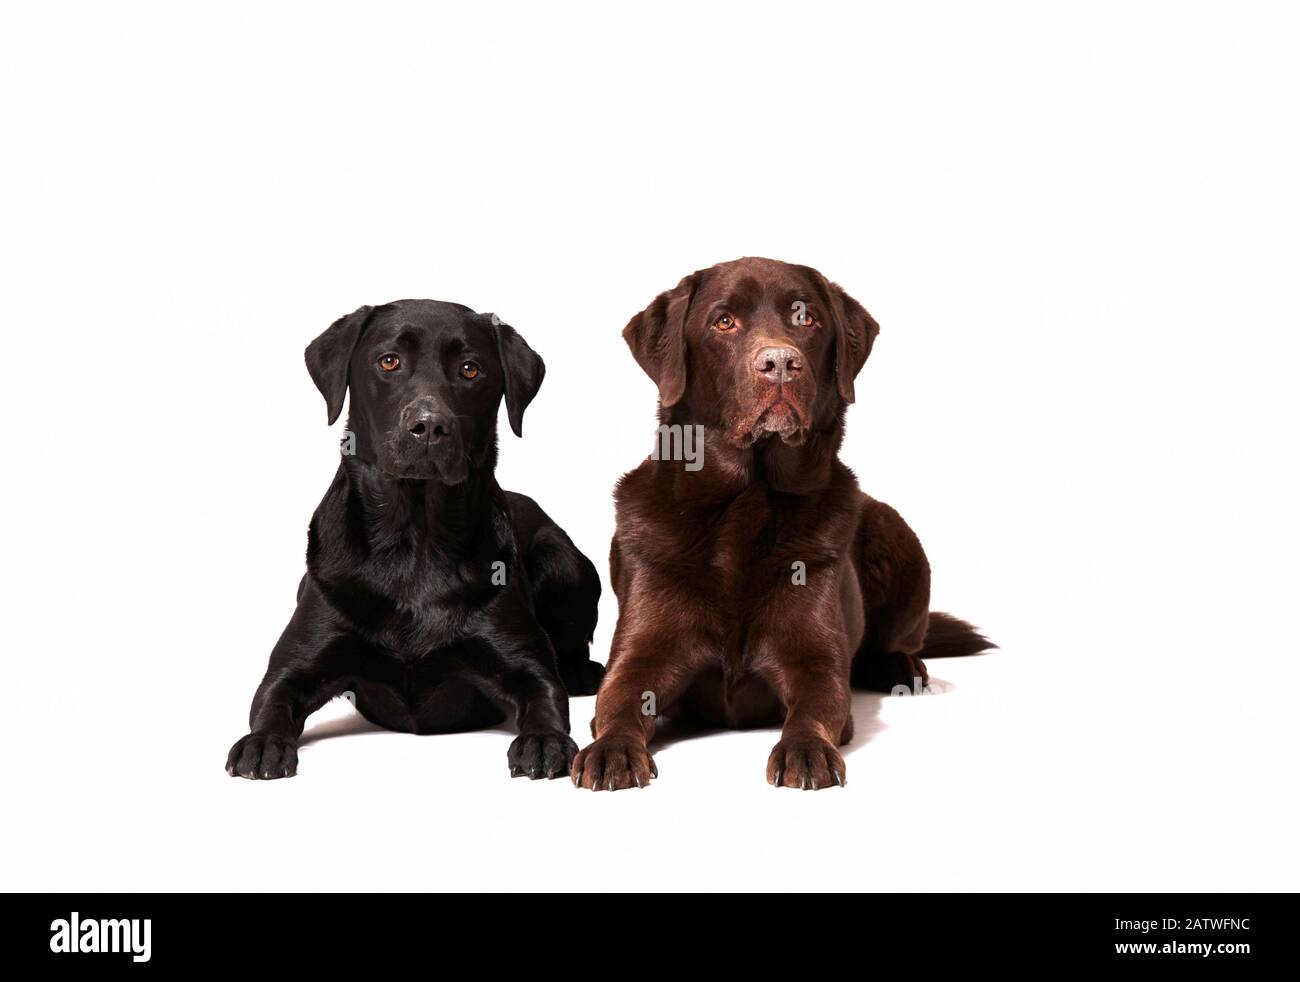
[731,340,813,445]
[754,345,803,385]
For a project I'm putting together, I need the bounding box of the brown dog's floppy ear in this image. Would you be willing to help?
[490,317,545,438]
[820,275,880,404]
[622,273,696,407]
[305,305,374,425]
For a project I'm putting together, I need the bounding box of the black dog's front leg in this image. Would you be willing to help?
[226,598,352,780]
[507,675,577,780]
[476,622,577,780]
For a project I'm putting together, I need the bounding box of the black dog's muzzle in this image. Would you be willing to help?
[400,397,455,446]
[379,396,467,482]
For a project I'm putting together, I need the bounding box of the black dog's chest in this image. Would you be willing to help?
[315,540,500,652]
[357,577,478,657]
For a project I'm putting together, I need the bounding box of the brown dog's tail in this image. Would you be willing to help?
[921,611,996,658]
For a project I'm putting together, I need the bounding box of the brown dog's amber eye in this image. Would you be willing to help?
[378,354,400,372]
[460,361,480,380]
[712,313,738,332]
[791,302,818,328]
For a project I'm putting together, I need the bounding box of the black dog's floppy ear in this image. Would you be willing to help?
[490,317,545,438]
[622,272,696,408]
[305,305,374,425]
[818,274,880,404]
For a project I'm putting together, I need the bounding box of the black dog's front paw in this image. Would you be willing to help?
[508,731,578,780]
[560,659,606,697]
[226,732,299,780]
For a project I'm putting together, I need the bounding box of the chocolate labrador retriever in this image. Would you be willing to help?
[571,258,992,791]
[227,300,603,780]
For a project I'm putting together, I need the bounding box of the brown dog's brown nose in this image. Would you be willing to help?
[754,346,803,384]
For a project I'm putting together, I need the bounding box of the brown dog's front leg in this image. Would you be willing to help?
[762,652,852,790]
[571,629,698,790]
[570,666,661,791]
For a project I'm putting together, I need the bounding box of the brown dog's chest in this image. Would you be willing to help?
[615,459,866,726]
[683,491,848,602]
[649,493,856,655]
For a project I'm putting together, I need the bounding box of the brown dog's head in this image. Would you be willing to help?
[623,257,879,447]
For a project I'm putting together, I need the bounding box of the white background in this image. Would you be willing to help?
[2,1,1297,891]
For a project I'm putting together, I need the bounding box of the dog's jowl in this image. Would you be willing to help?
[571,258,993,791]
[226,300,604,780]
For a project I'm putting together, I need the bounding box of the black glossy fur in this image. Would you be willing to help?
[226,300,603,780]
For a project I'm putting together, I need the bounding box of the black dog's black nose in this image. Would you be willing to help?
[408,409,451,441]
[754,345,803,384]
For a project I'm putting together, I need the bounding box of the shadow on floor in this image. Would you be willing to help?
[299,704,520,745]
[299,676,955,752]
[299,711,386,746]
[649,676,953,757]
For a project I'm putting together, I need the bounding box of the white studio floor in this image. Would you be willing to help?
[12,636,1294,893]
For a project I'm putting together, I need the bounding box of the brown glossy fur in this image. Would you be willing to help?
[571,258,993,791]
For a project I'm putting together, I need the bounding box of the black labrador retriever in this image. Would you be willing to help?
[226,300,603,780]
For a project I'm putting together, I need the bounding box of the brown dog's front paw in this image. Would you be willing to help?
[767,736,846,790]
[226,732,299,780]
[571,736,657,791]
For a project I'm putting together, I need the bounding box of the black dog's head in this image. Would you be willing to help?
[623,257,879,447]
[305,300,544,483]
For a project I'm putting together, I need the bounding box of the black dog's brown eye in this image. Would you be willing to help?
[460,361,480,380]
[378,354,401,372]
[712,313,738,332]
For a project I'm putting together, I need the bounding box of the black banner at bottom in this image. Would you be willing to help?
[3,892,1283,972]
